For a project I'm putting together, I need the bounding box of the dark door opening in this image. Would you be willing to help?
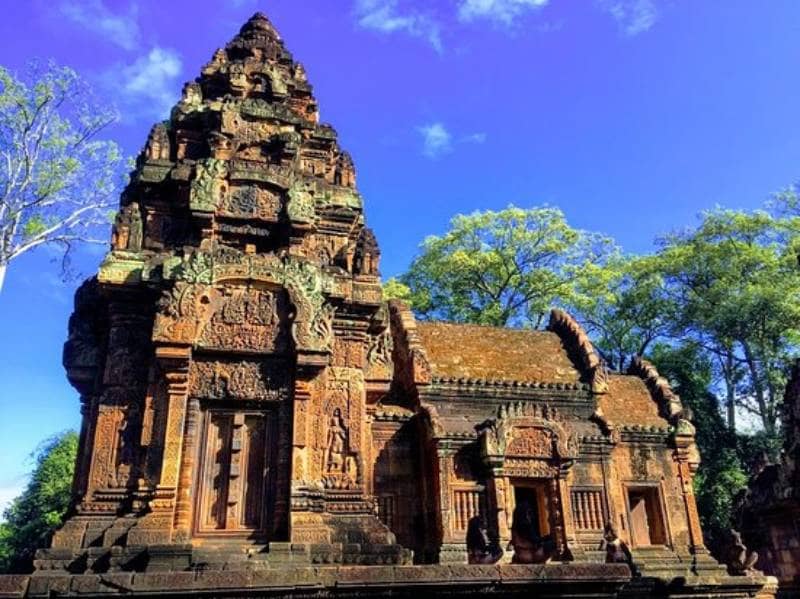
[509,480,556,563]
[514,486,542,537]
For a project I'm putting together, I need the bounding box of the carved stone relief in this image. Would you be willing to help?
[189,358,290,401]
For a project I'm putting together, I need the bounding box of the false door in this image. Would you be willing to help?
[195,409,275,537]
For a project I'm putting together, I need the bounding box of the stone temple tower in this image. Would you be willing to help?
[15,11,774,598]
[50,12,407,570]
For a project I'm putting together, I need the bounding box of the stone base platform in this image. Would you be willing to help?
[0,563,777,598]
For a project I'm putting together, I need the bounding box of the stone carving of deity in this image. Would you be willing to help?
[325,408,347,474]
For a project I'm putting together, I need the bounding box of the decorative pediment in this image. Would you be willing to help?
[156,247,335,354]
[479,402,579,475]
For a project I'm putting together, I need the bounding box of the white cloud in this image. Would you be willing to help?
[417,124,486,158]
[355,0,443,53]
[458,0,548,25]
[462,132,487,144]
[119,47,183,120]
[418,122,452,158]
[60,0,140,50]
[598,0,658,36]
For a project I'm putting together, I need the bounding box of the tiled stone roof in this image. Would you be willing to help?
[415,321,582,384]
[599,375,670,428]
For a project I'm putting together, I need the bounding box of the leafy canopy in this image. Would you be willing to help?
[0,431,78,573]
[396,205,617,328]
[0,62,126,291]
[654,209,800,434]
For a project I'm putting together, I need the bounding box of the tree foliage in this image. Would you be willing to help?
[649,343,748,556]
[0,62,126,292]
[397,205,617,328]
[653,209,800,435]
[0,431,78,573]
[575,255,674,372]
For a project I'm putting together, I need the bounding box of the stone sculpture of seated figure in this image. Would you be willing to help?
[466,515,503,564]
[600,521,632,564]
[724,529,758,575]
[508,500,555,564]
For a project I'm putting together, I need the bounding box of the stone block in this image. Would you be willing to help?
[0,575,29,599]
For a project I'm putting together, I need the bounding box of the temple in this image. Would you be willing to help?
[0,13,778,598]
[737,361,800,595]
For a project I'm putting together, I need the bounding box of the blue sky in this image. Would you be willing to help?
[1,0,800,511]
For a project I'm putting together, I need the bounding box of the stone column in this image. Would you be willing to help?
[556,468,579,559]
[435,444,466,562]
[127,346,190,546]
[674,433,706,556]
[173,396,200,541]
[488,473,512,553]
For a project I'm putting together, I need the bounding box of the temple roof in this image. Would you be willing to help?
[412,319,672,430]
[600,375,670,428]
[415,321,582,384]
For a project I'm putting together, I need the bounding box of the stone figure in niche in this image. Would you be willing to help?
[508,500,555,564]
[112,202,143,252]
[325,408,347,474]
[466,515,503,564]
[724,529,759,575]
[110,403,140,488]
[600,521,632,565]
[145,123,170,161]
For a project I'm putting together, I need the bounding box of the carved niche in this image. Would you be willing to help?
[319,368,365,489]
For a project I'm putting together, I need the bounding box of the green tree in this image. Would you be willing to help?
[398,205,617,328]
[576,255,675,371]
[654,209,800,436]
[649,343,748,556]
[0,62,126,293]
[0,431,78,573]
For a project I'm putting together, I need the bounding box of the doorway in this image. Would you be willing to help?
[513,485,547,537]
[194,408,275,538]
[627,486,667,546]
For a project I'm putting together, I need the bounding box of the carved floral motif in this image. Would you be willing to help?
[189,359,289,400]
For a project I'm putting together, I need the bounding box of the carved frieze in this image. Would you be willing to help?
[197,286,290,353]
[190,158,228,213]
[219,185,282,221]
[189,358,290,400]
[480,401,580,475]
[365,328,393,380]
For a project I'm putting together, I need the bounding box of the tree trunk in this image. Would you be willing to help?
[724,352,736,431]
[742,341,774,436]
[0,262,6,295]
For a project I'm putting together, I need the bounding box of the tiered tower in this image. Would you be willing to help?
[50,13,406,571]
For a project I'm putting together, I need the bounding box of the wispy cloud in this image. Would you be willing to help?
[118,47,183,120]
[418,123,487,159]
[419,122,452,158]
[598,0,658,36]
[354,0,443,53]
[461,132,487,144]
[60,0,140,50]
[458,0,549,25]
